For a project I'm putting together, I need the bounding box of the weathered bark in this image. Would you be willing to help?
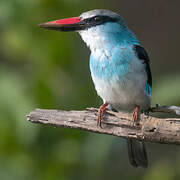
[27,105,180,145]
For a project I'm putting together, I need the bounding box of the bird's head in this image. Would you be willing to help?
[39,9,137,50]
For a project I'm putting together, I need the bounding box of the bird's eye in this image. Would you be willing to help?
[94,16,102,22]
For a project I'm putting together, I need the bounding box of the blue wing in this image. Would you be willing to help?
[134,45,152,95]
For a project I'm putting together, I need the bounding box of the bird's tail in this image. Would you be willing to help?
[127,139,148,168]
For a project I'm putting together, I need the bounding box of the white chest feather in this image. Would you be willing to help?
[90,54,151,111]
[78,26,151,111]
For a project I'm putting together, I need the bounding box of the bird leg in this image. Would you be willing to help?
[132,106,140,125]
[97,102,108,127]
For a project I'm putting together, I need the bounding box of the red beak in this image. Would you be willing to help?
[39,17,86,31]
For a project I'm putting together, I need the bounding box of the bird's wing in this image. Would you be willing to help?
[134,45,152,95]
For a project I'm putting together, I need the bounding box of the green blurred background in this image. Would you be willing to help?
[0,0,180,179]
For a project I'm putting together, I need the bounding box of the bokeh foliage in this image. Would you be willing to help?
[0,0,180,179]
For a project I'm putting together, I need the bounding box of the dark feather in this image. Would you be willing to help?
[134,45,152,87]
[127,139,148,168]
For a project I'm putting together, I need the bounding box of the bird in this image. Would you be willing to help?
[39,9,152,168]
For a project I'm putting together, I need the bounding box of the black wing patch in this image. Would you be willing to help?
[134,45,152,88]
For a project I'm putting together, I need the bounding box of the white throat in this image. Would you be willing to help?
[78,27,114,60]
[78,28,107,52]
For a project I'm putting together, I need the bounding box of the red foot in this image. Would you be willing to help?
[133,106,140,124]
[97,103,108,127]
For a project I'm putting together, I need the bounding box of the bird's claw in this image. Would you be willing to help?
[132,106,140,126]
[97,103,108,128]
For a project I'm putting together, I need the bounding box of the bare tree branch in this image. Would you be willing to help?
[27,106,180,145]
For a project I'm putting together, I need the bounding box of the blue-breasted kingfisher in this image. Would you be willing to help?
[39,9,152,168]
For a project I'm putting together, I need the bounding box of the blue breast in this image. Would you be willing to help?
[90,44,138,82]
[89,23,140,82]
